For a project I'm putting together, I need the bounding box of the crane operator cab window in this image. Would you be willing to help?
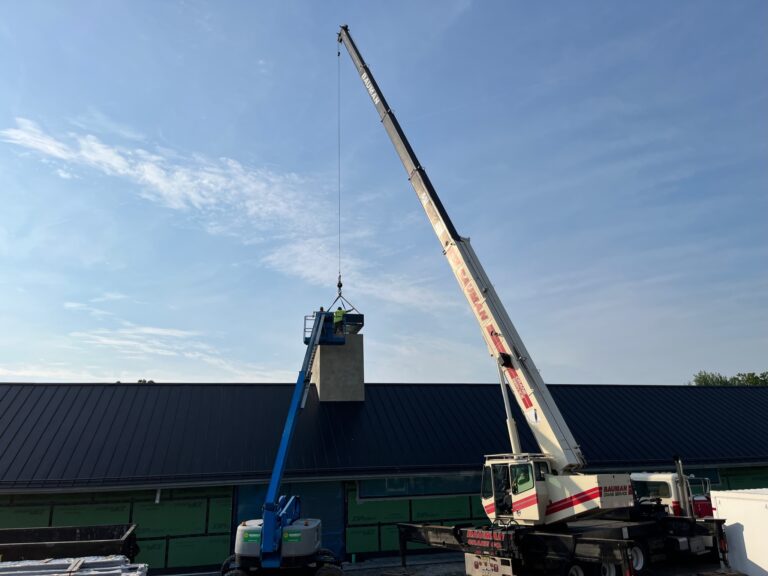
[482,464,513,515]
[511,463,534,495]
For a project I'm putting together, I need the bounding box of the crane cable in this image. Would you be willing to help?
[330,40,359,315]
[336,41,343,298]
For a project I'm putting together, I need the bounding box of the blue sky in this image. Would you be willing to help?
[0,1,765,384]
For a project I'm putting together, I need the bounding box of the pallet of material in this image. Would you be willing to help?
[0,556,147,576]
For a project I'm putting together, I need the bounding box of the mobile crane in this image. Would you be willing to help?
[338,25,731,575]
[223,311,362,576]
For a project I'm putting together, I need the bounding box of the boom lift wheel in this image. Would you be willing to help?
[220,555,237,576]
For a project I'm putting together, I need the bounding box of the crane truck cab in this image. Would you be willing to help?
[482,454,635,525]
[631,471,714,518]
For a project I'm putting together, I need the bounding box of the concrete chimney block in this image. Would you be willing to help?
[310,334,365,402]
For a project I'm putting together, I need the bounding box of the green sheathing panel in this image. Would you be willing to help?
[135,539,167,568]
[208,497,232,533]
[52,503,130,526]
[347,482,487,556]
[133,499,207,538]
[0,487,235,570]
[471,495,486,518]
[379,524,399,552]
[347,496,409,525]
[412,496,470,521]
[0,506,49,529]
[167,535,231,568]
[379,524,429,551]
[346,526,379,553]
[721,466,768,489]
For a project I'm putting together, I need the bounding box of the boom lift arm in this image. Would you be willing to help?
[338,25,585,475]
[227,311,354,571]
[260,312,330,567]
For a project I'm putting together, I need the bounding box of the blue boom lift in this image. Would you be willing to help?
[223,309,362,576]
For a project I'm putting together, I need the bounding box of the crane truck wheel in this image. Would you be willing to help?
[598,563,617,576]
[563,563,586,576]
[629,543,648,573]
[315,565,343,576]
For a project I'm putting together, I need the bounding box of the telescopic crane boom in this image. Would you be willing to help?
[338,25,583,475]
[339,25,633,527]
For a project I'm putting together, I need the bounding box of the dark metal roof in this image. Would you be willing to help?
[0,383,766,492]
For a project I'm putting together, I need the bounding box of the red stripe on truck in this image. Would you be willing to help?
[513,493,539,510]
[545,487,602,515]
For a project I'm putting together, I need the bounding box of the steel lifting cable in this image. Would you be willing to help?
[330,42,359,314]
[337,40,343,296]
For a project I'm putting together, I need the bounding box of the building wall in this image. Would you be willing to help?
[719,466,768,490]
[0,486,232,570]
[2,465,766,570]
[344,481,489,557]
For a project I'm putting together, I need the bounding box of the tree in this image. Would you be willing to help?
[690,371,768,386]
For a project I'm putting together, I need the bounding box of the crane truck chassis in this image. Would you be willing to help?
[395,505,728,575]
[338,24,735,576]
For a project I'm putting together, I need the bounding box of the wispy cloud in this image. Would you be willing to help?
[69,109,146,141]
[70,325,202,357]
[90,291,127,303]
[0,364,116,382]
[1,117,450,309]
[1,118,320,232]
[64,301,113,318]
[59,294,293,382]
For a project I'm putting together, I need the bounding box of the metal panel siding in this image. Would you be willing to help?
[0,383,766,491]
